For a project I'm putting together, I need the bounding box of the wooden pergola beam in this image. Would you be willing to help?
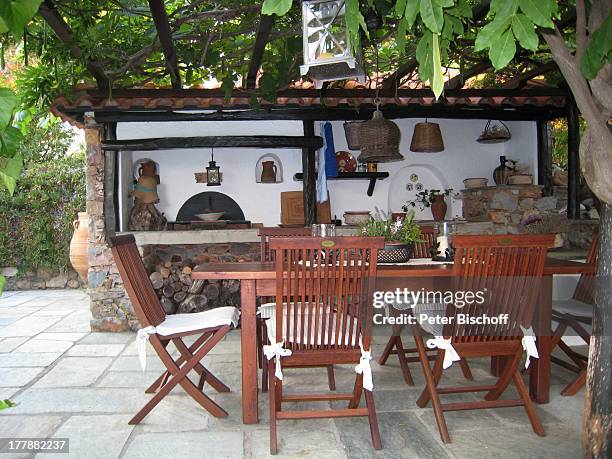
[148,0,181,89]
[101,135,324,151]
[445,61,491,90]
[245,14,274,89]
[503,61,558,89]
[38,0,109,89]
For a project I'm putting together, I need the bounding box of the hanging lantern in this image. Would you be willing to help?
[410,121,445,153]
[477,120,511,143]
[300,0,365,89]
[357,106,404,163]
[206,149,221,186]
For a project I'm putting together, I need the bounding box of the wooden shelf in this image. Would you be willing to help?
[293,172,389,196]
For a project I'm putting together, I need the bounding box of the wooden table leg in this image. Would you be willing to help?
[240,279,259,424]
[530,274,552,404]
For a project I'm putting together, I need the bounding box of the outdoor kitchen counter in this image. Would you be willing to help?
[123,226,360,245]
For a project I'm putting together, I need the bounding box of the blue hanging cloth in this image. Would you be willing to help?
[323,121,338,178]
[317,123,328,203]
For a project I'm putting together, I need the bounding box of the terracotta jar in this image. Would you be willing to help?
[69,212,89,284]
[430,195,447,221]
[493,155,512,185]
[260,161,278,183]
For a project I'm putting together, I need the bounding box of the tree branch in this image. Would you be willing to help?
[575,0,587,63]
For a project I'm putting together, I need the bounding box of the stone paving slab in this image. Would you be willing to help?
[66,344,126,357]
[0,367,46,387]
[7,388,149,414]
[37,415,134,459]
[0,316,62,338]
[34,332,88,342]
[0,352,62,367]
[123,431,244,459]
[33,357,113,388]
[0,337,29,353]
[80,332,134,344]
[0,387,19,399]
[13,339,74,354]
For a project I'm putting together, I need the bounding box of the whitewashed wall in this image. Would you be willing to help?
[117,118,538,228]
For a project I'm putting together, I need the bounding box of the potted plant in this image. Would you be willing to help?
[402,188,452,221]
[359,210,422,263]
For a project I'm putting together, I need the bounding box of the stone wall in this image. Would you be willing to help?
[2,267,84,290]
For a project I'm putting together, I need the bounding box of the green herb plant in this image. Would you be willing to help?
[359,210,422,245]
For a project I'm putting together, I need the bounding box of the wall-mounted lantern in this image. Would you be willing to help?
[206,148,221,186]
[300,0,365,88]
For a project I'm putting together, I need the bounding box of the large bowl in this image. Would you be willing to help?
[507,174,533,185]
[343,211,371,226]
[195,212,225,221]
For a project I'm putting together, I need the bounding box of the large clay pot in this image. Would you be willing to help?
[69,212,89,284]
[493,155,512,185]
[430,195,447,221]
[260,161,278,183]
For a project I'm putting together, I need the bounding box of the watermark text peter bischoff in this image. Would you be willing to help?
[371,287,510,327]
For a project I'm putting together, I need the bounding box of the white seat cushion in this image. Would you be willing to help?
[155,306,240,336]
[258,302,331,320]
[265,306,359,347]
[552,299,593,317]
[413,302,447,336]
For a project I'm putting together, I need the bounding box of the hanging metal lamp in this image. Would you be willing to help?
[477,120,511,143]
[410,120,445,153]
[206,148,221,186]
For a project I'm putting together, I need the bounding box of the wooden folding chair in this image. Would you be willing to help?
[110,235,238,425]
[414,234,553,443]
[551,233,598,395]
[257,227,336,393]
[266,236,385,454]
[378,225,473,384]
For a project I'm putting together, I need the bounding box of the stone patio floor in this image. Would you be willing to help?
[0,290,586,458]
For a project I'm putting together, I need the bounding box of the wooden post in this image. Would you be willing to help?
[103,122,117,244]
[536,120,553,196]
[583,203,611,457]
[566,100,581,219]
[302,120,317,225]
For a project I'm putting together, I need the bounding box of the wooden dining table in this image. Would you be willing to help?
[193,257,595,424]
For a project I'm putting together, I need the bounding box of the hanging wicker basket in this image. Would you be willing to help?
[343,121,362,150]
[357,110,404,163]
[410,122,445,153]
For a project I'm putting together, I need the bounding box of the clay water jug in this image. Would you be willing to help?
[430,195,447,221]
[260,161,278,183]
[493,155,512,185]
[69,212,89,283]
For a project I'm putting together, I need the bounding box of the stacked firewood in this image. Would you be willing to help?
[148,260,240,314]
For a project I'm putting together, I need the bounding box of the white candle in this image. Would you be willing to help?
[437,236,449,257]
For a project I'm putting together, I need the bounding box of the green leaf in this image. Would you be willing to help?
[0,152,23,195]
[431,33,444,100]
[491,0,518,17]
[220,75,235,100]
[0,126,23,156]
[474,17,511,52]
[0,399,16,411]
[433,0,453,7]
[0,0,42,36]
[0,275,5,294]
[345,0,368,50]
[404,0,420,30]
[518,0,555,28]
[489,28,517,69]
[261,0,292,16]
[416,31,433,84]
[397,17,408,49]
[420,0,444,34]
[394,0,408,17]
[512,14,539,51]
[580,14,612,79]
[0,88,18,129]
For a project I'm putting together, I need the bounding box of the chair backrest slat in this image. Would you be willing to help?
[258,227,312,262]
[270,237,384,352]
[414,225,435,258]
[573,233,599,304]
[110,235,166,327]
[449,234,553,341]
